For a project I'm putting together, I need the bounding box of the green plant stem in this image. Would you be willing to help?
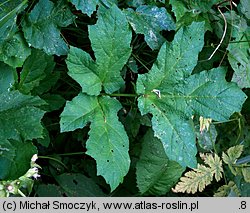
[101,93,138,98]
[55,152,85,156]
[132,53,150,71]
[18,189,26,197]
[232,164,250,168]
[221,166,228,185]
[235,118,242,144]
[212,118,239,124]
[38,156,68,169]
[229,40,250,43]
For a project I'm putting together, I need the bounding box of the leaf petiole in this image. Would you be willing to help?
[38,156,68,169]
[18,189,26,197]
[54,152,85,156]
[100,93,138,98]
[212,118,240,124]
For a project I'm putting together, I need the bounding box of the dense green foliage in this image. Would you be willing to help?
[0,0,249,196]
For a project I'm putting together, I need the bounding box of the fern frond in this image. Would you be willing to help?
[204,153,223,181]
[172,165,212,194]
[173,153,223,194]
[214,181,241,197]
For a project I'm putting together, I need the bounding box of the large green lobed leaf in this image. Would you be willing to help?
[170,0,221,20]
[239,0,250,19]
[69,0,98,16]
[124,5,175,50]
[136,130,185,195]
[169,0,214,30]
[17,49,55,94]
[66,5,132,95]
[55,173,105,196]
[0,90,45,180]
[0,91,45,142]
[22,0,75,56]
[0,62,15,93]
[60,93,130,191]
[187,0,221,12]
[0,139,37,180]
[183,68,247,120]
[227,22,250,88]
[136,22,247,168]
[69,0,117,17]
[169,0,187,22]
[0,33,31,68]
